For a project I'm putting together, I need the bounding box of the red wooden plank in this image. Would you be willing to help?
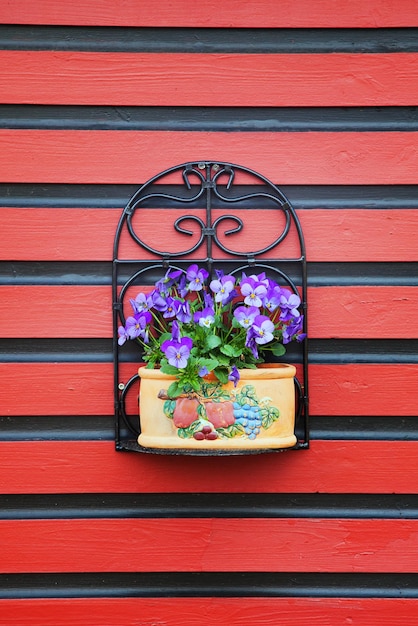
[2,598,418,626]
[2,285,418,339]
[308,286,418,338]
[0,363,416,416]
[0,286,113,338]
[0,131,417,185]
[0,0,417,28]
[1,440,418,494]
[2,208,418,263]
[1,52,417,107]
[1,517,418,573]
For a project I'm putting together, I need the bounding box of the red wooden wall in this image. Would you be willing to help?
[1,2,418,624]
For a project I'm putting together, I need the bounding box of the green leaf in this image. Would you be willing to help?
[220,344,242,357]
[205,334,222,350]
[197,358,219,372]
[160,362,180,376]
[167,381,182,398]
[211,352,229,366]
[213,367,229,384]
[270,343,286,357]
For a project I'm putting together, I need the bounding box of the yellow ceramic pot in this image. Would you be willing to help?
[137,364,297,451]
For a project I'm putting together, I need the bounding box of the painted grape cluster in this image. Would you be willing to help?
[162,382,280,441]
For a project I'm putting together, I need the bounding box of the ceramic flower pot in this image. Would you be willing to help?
[137,364,297,451]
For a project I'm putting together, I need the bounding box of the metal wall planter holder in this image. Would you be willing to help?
[113,161,309,455]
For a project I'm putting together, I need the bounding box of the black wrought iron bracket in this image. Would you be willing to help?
[113,161,309,454]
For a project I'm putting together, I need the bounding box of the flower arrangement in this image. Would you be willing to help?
[118,264,305,399]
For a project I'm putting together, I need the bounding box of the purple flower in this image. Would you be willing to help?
[198,365,209,378]
[154,268,182,294]
[186,264,209,291]
[117,325,129,346]
[161,337,193,369]
[234,305,259,329]
[240,276,267,308]
[282,316,306,344]
[162,296,180,319]
[177,273,188,298]
[245,332,259,359]
[203,291,214,309]
[171,320,180,342]
[176,299,192,323]
[228,364,240,387]
[279,291,302,321]
[125,312,151,343]
[210,274,236,304]
[250,272,269,287]
[130,292,152,314]
[262,286,282,312]
[194,306,215,328]
[152,291,169,312]
[251,315,275,345]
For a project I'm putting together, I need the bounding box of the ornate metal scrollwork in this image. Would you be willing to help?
[113,161,308,455]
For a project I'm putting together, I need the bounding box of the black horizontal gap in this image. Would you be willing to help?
[1,184,417,209]
[2,493,418,520]
[312,416,418,440]
[1,105,417,131]
[309,263,418,286]
[0,415,113,441]
[0,261,112,285]
[2,572,418,600]
[1,339,418,365]
[1,414,418,442]
[1,262,418,286]
[2,26,418,53]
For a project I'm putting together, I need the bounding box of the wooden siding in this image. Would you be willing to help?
[1,3,418,624]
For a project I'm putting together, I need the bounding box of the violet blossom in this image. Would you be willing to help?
[240,276,267,308]
[251,315,275,345]
[210,274,236,304]
[228,364,240,387]
[279,291,302,321]
[194,307,215,328]
[161,336,193,369]
[234,305,259,329]
[186,264,209,291]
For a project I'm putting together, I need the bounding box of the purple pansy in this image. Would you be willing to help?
[130,292,152,314]
[279,291,302,321]
[186,264,209,291]
[194,306,215,328]
[152,291,169,312]
[245,332,259,359]
[262,286,283,312]
[228,364,240,387]
[234,305,259,329]
[125,312,151,343]
[117,325,129,346]
[176,299,192,323]
[161,336,193,369]
[282,316,306,344]
[210,274,236,304]
[240,276,267,308]
[251,315,275,345]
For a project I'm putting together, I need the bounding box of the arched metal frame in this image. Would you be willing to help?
[113,161,309,454]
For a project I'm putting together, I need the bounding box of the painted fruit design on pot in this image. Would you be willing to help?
[162,383,280,441]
